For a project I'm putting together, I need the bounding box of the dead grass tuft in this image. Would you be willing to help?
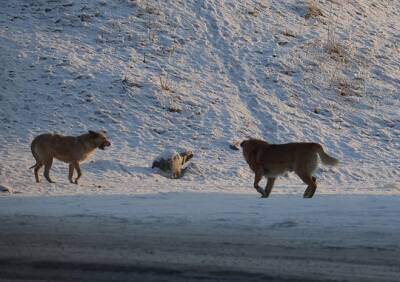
[159,74,171,91]
[334,78,363,97]
[305,0,324,19]
[325,27,353,62]
[247,10,258,17]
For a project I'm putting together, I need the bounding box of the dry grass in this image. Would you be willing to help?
[323,1,354,62]
[332,77,363,97]
[325,26,355,63]
[149,31,157,44]
[247,10,258,17]
[167,106,182,113]
[121,75,143,92]
[282,29,296,38]
[304,0,323,19]
[159,74,171,91]
[326,27,340,55]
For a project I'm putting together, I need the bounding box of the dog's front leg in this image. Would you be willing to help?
[44,158,55,183]
[73,162,82,184]
[254,170,266,197]
[264,177,276,198]
[68,163,74,184]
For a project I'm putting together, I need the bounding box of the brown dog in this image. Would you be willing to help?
[240,139,338,198]
[30,130,111,184]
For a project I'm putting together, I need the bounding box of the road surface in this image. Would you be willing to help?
[0,193,399,281]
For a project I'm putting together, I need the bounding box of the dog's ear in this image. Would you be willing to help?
[240,140,246,147]
[180,150,193,158]
[88,130,96,135]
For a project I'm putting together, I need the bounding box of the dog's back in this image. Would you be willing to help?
[30,131,110,183]
[240,138,338,198]
[31,133,79,163]
[241,139,337,176]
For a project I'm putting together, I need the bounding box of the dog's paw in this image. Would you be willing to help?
[255,187,267,197]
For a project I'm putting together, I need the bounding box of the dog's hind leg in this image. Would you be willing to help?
[297,173,317,198]
[68,163,74,184]
[34,163,43,183]
[73,162,82,184]
[253,169,267,197]
[305,176,317,198]
[44,158,55,183]
[263,177,276,198]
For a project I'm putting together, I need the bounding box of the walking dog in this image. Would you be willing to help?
[30,130,111,184]
[240,139,338,198]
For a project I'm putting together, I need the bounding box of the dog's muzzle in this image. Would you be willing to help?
[99,140,111,150]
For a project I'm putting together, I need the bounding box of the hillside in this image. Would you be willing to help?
[0,0,399,195]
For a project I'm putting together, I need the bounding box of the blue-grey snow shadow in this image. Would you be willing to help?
[82,159,197,179]
[1,193,400,235]
[82,160,152,175]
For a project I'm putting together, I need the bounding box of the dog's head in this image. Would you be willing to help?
[229,139,257,151]
[240,139,268,148]
[88,130,111,150]
[239,140,249,160]
[179,149,193,164]
[239,139,269,161]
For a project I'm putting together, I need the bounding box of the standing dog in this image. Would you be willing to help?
[240,139,338,198]
[30,130,111,184]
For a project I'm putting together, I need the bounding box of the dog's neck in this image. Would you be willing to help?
[78,134,99,151]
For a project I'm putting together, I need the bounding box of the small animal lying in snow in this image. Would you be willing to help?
[152,149,193,179]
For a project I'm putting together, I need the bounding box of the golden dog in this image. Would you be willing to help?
[30,130,111,184]
[240,139,338,198]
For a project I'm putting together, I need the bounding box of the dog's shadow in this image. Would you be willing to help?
[82,159,152,176]
[83,159,195,179]
[152,163,194,179]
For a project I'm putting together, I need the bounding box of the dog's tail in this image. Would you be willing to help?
[229,141,242,151]
[29,140,40,169]
[315,144,339,166]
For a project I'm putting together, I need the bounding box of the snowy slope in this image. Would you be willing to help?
[0,0,399,195]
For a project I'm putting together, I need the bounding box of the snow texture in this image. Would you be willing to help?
[0,0,399,196]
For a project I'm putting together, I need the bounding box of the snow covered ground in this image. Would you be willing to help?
[0,0,399,195]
